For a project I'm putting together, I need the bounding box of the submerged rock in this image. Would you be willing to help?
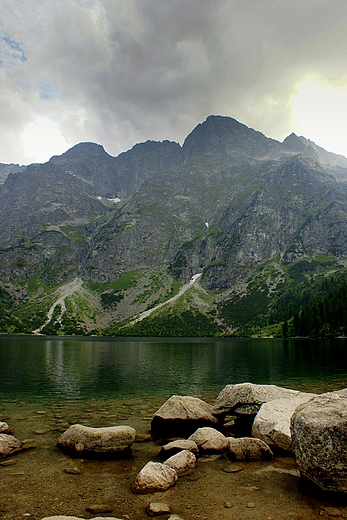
[41,517,122,520]
[291,389,347,493]
[252,393,316,452]
[151,395,218,439]
[0,434,23,457]
[164,449,196,475]
[160,439,199,458]
[57,424,136,457]
[146,502,171,516]
[188,427,227,453]
[0,422,12,434]
[227,437,273,461]
[133,461,178,494]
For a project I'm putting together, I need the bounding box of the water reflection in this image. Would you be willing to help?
[0,335,347,402]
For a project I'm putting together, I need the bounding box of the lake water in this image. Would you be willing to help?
[1,335,347,520]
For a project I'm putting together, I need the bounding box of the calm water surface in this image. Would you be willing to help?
[1,335,347,402]
[1,335,347,520]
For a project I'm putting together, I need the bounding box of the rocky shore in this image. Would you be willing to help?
[1,383,347,519]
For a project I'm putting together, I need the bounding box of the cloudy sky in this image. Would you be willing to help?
[1,0,347,164]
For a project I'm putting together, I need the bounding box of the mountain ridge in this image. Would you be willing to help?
[1,114,347,336]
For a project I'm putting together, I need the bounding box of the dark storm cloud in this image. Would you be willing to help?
[1,0,347,162]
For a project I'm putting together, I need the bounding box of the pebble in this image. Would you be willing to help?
[147,502,171,516]
[246,502,256,509]
[325,508,343,517]
[64,467,81,475]
[86,504,113,514]
[36,411,46,415]
[33,430,46,435]
[135,433,152,442]
[224,502,232,508]
[0,459,16,467]
[223,465,243,473]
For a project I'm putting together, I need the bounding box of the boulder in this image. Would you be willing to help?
[57,424,136,457]
[213,383,298,416]
[133,461,178,494]
[164,450,196,475]
[227,437,273,461]
[252,393,316,452]
[160,439,199,458]
[291,389,347,493]
[188,427,227,453]
[0,434,22,457]
[0,422,12,434]
[151,395,218,439]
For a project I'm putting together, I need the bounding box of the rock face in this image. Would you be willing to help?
[133,461,178,494]
[0,434,22,457]
[188,427,227,453]
[213,383,298,416]
[291,389,347,493]
[160,439,199,458]
[227,437,273,461]
[57,424,136,457]
[252,393,316,452]
[151,395,218,439]
[164,449,196,475]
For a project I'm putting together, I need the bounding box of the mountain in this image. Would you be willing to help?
[1,115,347,336]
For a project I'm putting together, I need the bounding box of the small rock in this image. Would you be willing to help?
[246,502,256,508]
[36,411,46,415]
[85,504,114,514]
[34,430,46,435]
[0,459,17,466]
[160,439,199,458]
[188,427,227,453]
[228,437,273,461]
[135,433,152,443]
[223,465,243,473]
[168,516,184,520]
[133,461,178,494]
[224,501,232,508]
[146,502,171,516]
[0,434,23,457]
[325,508,343,517]
[164,450,196,476]
[64,467,81,475]
[0,422,13,434]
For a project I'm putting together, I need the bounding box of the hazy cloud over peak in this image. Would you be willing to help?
[1,0,347,163]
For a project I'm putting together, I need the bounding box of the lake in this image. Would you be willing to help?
[1,335,347,519]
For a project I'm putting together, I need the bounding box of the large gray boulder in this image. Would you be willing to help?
[164,449,196,475]
[213,383,298,416]
[57,424,136,457]
[151,395,218,439]
[0,434,23,457]
[188,427,227,453]
[291,389,347,493]
[133,461,178,494]
[252,392,316,452]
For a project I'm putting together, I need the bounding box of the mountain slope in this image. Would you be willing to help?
[1,115,347,335]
